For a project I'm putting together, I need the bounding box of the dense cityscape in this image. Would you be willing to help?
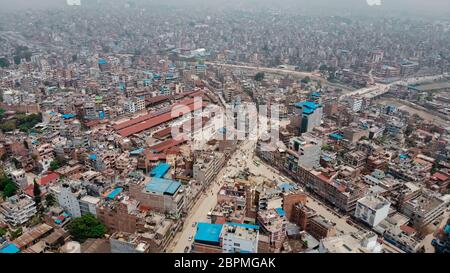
[0,0,450,256]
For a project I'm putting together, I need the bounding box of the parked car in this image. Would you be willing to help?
[184,246,190,253]
[188,236,193,241]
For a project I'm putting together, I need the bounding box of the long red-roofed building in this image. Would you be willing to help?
[116,100,207,137]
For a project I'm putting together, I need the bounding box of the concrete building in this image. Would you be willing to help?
[50,182,85,218]
[257,208,287,250]
[110,232,150,253]
[191,223,223,253]
[402,192,449,228]
[0,194,37,226]
[354,195,390,227]
[307,215,337,240]
[9,169,28,189]
[319,231,383,253]
[288,134,322,170]
[193,151,226,188]
[221,222,259,253]
[291,101,323,134]
[79,196,101,217]
[129,177,184,218]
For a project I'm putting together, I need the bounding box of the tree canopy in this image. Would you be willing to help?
[254,72,265,81]
[68,213,106,243]
[0,175,17,198]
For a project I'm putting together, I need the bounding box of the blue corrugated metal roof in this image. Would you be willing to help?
[107,187,123,199]
[61,113,75,119]
[295,101,321,112]
[89,154,97,160]
[194,223,223,243]
[275,208,286,217]
[145,177,180,195]
[0,244,20,254]
[129,148,145,155]
[329,133,344,140]
[278,182,294,192]
[98,58,107,65]
[150,163,171,178]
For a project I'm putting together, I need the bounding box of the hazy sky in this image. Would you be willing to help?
[0,0,449,18]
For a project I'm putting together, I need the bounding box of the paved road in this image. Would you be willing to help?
[168,140,255,253]
[420,211,449,253]
[339,74,448,100]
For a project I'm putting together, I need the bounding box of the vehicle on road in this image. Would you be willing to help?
[188,236,193,241]
[192,222,196,227]
[184,246,190,253]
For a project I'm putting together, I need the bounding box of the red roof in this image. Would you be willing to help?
[145,151,167,161]
[113,97,196,131]
[38,172,60,186]
[149,137,188,153]
[117,101,207,137]
[24,184,45,198]
[153,117,210,139]
[400,225,416,235]
[146,95,171,105]
[433,172,449,181]
[153,127,173,139]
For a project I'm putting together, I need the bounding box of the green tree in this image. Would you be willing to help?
[33,180,42,207]
[254,72,265,82]
[45,193,56,207]
[0,227,7,237]
[10,227,22,239]
[68,213,106,243]
[303,240,309,249]
[0,120,16,132]
[0,175,13,191]
[3,182,17,197]
[49,159,61,171]
[301,76,311,84]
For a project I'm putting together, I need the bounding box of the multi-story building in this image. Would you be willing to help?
[401,192,449,228]
[257,208,287,250]
[129,177,184,218]
[79,196,101,217]
[221,222,259,253]
[354,195,390,227]
[110,232,150,253]
[96,199,142,233]
[193,151,226,188]
[0,194,37,226]
[287,134,322,170]
[319,231,383,253]
[307,215,337,240]
[290,101,323,134]
[49,182,86,218]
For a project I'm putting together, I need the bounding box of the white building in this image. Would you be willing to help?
[354,195,390,227]
[9,169,28,189]
[289,133,322,169]
[0,194,37,225]
[348,96,363,112]
[221,222,259,253]
[319,231,383,253]
[124,100,137,113]
[79,196,100,217]
[134,97,146,112]
[2,89,21,105]
[50,183,84,218]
